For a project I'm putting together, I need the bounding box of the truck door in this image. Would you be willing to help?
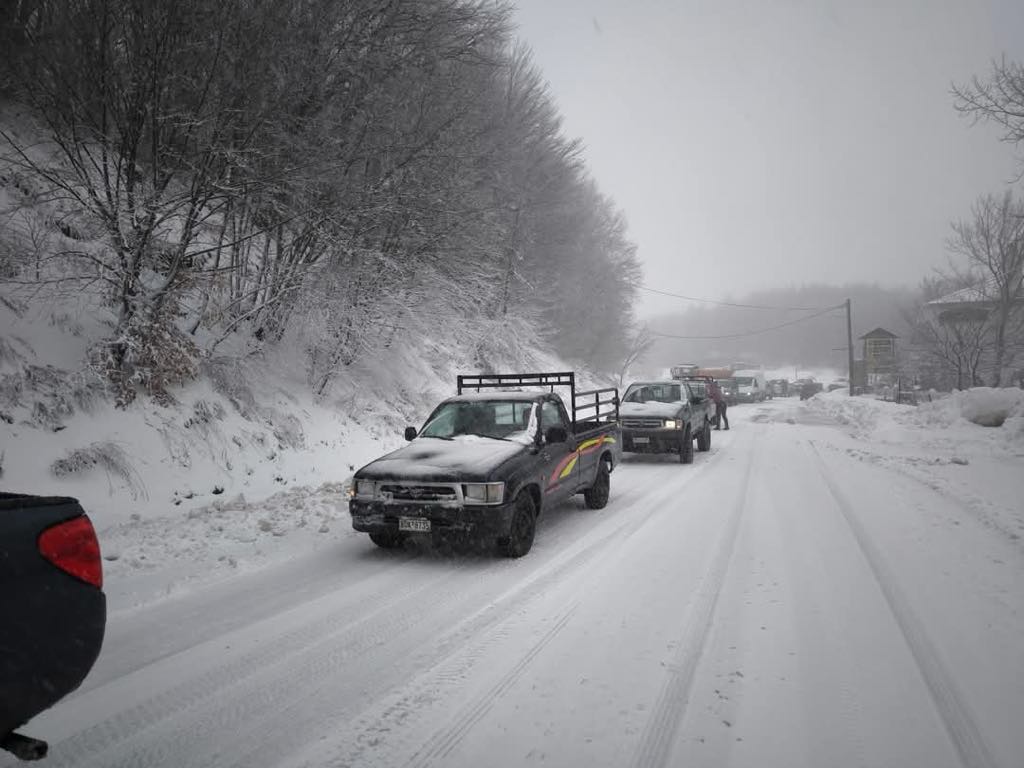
[539,397,577,502]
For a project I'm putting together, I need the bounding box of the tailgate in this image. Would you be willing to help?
[0,494,106,736]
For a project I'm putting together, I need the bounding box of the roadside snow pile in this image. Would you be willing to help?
[100,482,353,611]
[801,390,906,439]
[915,387,1024,429]
[801,387,1024,454]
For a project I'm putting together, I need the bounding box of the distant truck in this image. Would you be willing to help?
[349,372,620,558]
[669,363,699,379]
[619,379,713,463]
[1,493,106,761]
[732,368,768,403]
[768,378,790,397]
[696,366,733,380]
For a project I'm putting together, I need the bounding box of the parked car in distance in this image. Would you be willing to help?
[769,378,789,397]
[349,372,620,558]
[1,493,106,762]
[827,377,849,392]
[796,378,824,400]
[619,379,713,463]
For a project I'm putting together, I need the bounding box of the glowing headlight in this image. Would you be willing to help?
[663,420,678,429]
[462,482,505,505]
[355,480,376,498]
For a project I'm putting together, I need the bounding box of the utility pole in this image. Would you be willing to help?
[845,298,855,396]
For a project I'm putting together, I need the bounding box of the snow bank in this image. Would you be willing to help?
[916,387,1024,429]
[800,387,1024,454]
[100,482,353,611]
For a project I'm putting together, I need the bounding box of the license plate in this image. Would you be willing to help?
[398,517,431,533]
[633,436,650,444]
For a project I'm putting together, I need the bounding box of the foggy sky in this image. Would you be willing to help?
[511,0,1024,317]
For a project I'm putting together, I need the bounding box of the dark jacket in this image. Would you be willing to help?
[707,380,725,406]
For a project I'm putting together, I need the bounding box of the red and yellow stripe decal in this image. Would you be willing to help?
[546,435,617,491]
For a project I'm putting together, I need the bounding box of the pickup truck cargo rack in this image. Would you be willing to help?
[456,372,619,426]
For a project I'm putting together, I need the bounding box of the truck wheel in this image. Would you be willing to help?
[369,532,405,549]
[583,459,611,509]
[500,491,537,558]
[697,420,711,452]
[679,426,694,464]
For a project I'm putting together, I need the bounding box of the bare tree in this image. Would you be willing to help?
[954,58,1024,171]
[905,301,990,390]
[617,325,656,389]
[947,192,1024,385]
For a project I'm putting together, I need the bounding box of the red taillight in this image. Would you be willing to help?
[38,515,103,589]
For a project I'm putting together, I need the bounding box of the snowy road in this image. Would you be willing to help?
[9,403,1024,768]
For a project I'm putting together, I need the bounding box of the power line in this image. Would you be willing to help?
[639,285,830,311]
[650,304,845,341]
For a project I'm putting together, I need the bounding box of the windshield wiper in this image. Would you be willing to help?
[419,434,454,441]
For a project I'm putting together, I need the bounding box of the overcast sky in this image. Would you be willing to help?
[511,0,1024,317]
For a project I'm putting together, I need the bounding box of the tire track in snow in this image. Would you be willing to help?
[46,564,472,768]
[810,441,999,768]
[404,605,580,768]
[61,459,707,768]
[629,440,755,768]
[283,454,726,768]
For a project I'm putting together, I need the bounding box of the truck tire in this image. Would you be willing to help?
[679,426,694,464]
[697,419,711,452]
[369,532,406,549]
[583,459,611,509]
[500,491,537,558]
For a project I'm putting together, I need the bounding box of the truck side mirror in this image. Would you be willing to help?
[545,426,568,444]
[404,426,417,441]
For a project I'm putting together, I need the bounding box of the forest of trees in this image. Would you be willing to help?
[0,0,641,404]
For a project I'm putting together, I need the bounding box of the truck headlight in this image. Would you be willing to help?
[462,482,505,505]
[663,419,678,429]
[355,480,376,498]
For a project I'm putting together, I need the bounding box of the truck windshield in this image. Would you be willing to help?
[623,383,683,403]
[734,377,754,386]
[419,400,537,443]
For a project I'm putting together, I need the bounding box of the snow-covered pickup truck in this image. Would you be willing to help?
[1,493,106,761]
[350,372,620,558]
[619,379,713,463]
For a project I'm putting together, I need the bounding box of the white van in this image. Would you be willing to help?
[732,369,767,403]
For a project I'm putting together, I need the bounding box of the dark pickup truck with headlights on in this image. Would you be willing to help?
[349,372,620,558]
[1,493,106,762]
[619,379,713,463]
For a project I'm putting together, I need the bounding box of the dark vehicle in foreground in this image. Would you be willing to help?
[1,493,106,762]
[350,372,620,558]
[619,379,712,463]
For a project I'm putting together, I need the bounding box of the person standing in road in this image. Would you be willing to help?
[707,379,729,430]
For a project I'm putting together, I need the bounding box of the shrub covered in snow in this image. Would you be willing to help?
[51,441,146,499]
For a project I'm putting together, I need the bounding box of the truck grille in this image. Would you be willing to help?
[379,484,458,503]
[622,417,664,429]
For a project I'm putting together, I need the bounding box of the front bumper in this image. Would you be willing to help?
[621,427,685,453]
[349,499,516,539]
